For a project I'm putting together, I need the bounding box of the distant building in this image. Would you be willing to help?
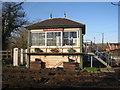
[26,18,85,68]
[106,43,120,51]
[106,43,120,66]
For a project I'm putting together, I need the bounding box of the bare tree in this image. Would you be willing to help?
[111,2,120,6]
[9,27,28,49]
[2,2,27,50]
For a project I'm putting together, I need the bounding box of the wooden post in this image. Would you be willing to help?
[25,49,28,67]
[61,31,63,46]
[46,48,47,53]
[91,55,93,68]
[20,49,23,65]
[27,30,30,68]
[10,49,13,60]
[79,28,83,69]
[6,50,8,59]
[13,48,18,66]
[25,49,30,68]
[62,47,63,53]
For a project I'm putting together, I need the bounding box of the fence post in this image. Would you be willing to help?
[10,49,13,60]
[20,49,24,65]
[25,49,28,68]
[6,50,8,59]
[91,55,93,68]
[25,49,27,67]
[13,48,18,66]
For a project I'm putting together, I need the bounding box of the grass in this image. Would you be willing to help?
[83,67,100,72]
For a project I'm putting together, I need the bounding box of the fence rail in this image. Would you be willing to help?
[0,51,11,52]
[0,50,13,60]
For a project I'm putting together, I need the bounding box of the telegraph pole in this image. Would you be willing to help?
[94,37,95,44]
[102,33,104,44]
[111,1,120,43]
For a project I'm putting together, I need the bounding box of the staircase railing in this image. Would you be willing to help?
[88,53,112,68]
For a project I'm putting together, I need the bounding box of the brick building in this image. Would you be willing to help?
[106,43,120,51]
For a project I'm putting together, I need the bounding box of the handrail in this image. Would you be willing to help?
[88,53,111,68]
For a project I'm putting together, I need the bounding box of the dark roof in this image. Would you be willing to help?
[26,18,85,34]
[110,49,120,52]
[110,43,120,45]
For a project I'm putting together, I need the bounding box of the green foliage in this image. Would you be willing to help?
[50,48,59,52]
[35,48,43,53]
[83,67,100,72]
[67,48,76,53]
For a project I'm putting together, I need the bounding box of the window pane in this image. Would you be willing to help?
[63,31,77,46]
[70,32,77,38]
[63,32,69,38]
[39,33,45,46]
[31,32,45,46]
[31,33,37,46]
[63,32,70,45]
[56,32,61,46]
[47,32,61,46]
[47,32,53,38]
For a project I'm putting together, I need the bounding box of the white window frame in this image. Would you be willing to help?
[31,30,79,48]
[46,31,62,47]
[63,30,78,46]
[31,32,45,46]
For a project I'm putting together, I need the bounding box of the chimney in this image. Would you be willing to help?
[64,11,67,18]
[50,13,52,19]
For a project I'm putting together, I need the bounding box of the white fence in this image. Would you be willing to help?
[13,48,28,67]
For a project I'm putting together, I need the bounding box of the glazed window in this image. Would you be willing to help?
[31,32,45,46]
[47,32,61,46]
[31,30,79,46]
[63,31,77,46]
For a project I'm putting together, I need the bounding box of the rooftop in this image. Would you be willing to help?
[26,18,85,34]
[109,43,120,45]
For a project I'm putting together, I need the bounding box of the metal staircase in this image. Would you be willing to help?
[88,53,112,68]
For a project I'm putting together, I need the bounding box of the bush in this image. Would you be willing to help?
[35,48,43,53]
[67,48,76,53]
[50,48,59,52]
